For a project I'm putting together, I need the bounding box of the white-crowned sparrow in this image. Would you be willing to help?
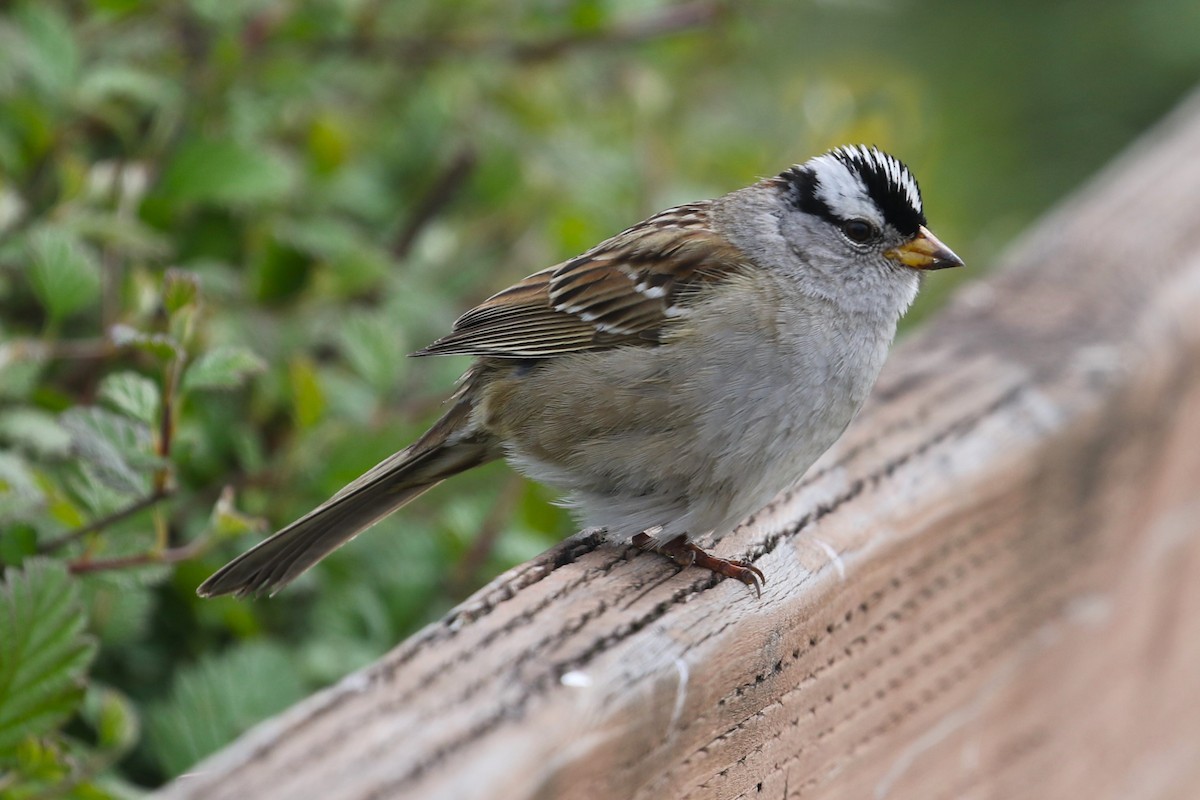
[198,145,962,599]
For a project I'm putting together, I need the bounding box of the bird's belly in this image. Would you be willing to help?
[492,301,892,541]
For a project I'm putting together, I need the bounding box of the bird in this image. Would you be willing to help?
[197,145,962,600]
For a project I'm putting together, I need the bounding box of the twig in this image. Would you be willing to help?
[510,1,726,62]
[100,159,127,328]
[392,144,478,259]
[37,488,175,553]
[67,536,208,575]
[155,355,181,495]
[315,1,726,66]
[0,338,118,365]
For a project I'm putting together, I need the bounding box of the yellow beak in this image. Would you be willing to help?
[884,225,964,271]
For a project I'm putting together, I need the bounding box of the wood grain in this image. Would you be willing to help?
[161,91,1200,800]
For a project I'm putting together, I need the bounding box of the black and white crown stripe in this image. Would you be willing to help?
[829,145,922,216]
[780,145,926,237]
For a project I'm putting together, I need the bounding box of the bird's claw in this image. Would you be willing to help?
[632,532,766,597]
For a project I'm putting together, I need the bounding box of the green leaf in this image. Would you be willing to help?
[0,559,97,758]
[98,371,161,426]
[182,345,266,392]
[7,5,79,96]
[0,451,45,527]
[145,641,306,776]
[59,407,156,497]
[273,216,390,295]
[339,311,405,394]
[307,114,350,173]
[157,138,297,207]
[0,407,73,458]
[25,227,101,324]
[288,357,325,429]
[64,208,170,260]
[81,685,139,757]
[162,268,200,315]
[80,574,154,646]
[76,63,177,114]
[0,524,37,567]
[0,355,44,402]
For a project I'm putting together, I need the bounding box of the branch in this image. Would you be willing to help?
[0,338,118,365]
[508,1,727,62]
[315,2,726,66]
[392,144,478,259]
[67,536,208,576]
[38,487,174,554]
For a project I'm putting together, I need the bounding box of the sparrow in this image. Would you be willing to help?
[198,145,962,599]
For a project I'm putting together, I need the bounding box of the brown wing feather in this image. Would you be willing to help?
[414,202,751,358]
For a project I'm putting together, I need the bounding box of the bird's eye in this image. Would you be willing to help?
[841,219,877,244]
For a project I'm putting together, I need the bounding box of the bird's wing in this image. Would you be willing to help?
[413,202,753,358]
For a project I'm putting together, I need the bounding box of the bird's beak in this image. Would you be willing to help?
[884,226,964,271]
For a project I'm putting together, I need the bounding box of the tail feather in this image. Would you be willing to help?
[197,402,493,598]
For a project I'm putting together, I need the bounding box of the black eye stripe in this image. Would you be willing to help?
[780,166,835,223]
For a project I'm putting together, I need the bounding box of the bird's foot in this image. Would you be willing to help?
[632,532,765,597]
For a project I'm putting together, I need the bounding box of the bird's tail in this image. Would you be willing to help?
[197,399,494,598]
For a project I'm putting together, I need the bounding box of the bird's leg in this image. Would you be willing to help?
[631,532,765,596]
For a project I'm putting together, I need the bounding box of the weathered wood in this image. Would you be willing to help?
[162,91,1200,800]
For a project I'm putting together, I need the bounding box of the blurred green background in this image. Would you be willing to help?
[1,0,1197,794]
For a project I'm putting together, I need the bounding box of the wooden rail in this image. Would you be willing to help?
[161,90,1200,800]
